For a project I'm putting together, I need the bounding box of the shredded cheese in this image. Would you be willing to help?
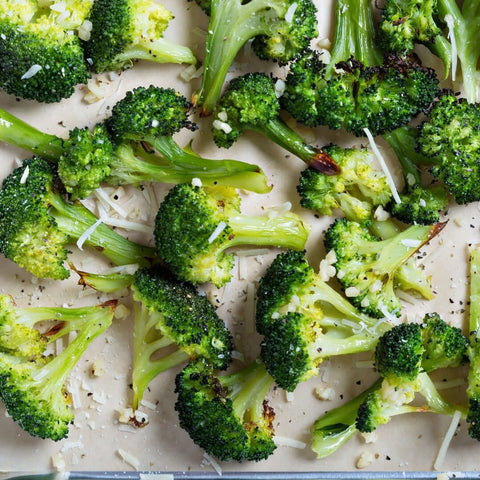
[208,221,227,243]
[284,2,298,23]
[19,165,29,184]
[76,217,103,251]
[433,410,462,471]
[21,64,42,79]
[444,14,457,82]
[274,435,306,449]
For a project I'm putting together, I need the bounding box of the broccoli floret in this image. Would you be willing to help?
[280,0,439,136]
[212,72,340,174]
[0,2,91,102]
[379,0,480,103]
[83,0,196,73]
[383,126,449,225]
[297,144,392,222]
[0,87,271,198]
[416,93,480,205]
[0,157,155,280]
[324,218,444,318]
[356,320,467,433]
[175,358,276,462]
[129,266,233,412]
[188,0,318,115]
[0,300,116,440]
[256,250,391,391]
[155,183,310,286]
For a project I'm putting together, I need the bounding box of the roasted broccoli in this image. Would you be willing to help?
[0,157,155,280]
[0,0,91,102]
[256,250,391,392]
[175,358,276,462]
[0,298,116,440]
[379,0,480,103]
[280,0,439,136]
[297,144,392,222]
[0,87,270,198]
[154,183,310,286]
[188,0,318,115]
[212,73,340,174]
[324,218,444,318]
[82,0,196,73]
[129,266,233,413]
[383,127,449,225]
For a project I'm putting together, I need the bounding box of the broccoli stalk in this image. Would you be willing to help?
[0,158,155,280]
[212,73,340,174]
[83,0,196,73]
[129,266,233,414]
[383,126,449,225]
[0,300,116,440]
[256,250,391,391]
[325,218,445,318]
[175,358,276,462]
[189,0,318,115]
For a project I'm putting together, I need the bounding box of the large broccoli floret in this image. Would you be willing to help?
[280,0,439,136]
[416,93,480,205]
[0,158,155,280]
[383,126,449,225]
[0,87,271,198]
[256,250,391,392]
[0,300,116,440]
[129,266,233,413]
[175,358,276,462]
[324,218,444,318]
[379,0,480,103]
[297,144,392,222]
[188,0,318,115]
[82,0,196,73]
[154,183,310,287]
[212,73,340,174]
[0,1,91,102]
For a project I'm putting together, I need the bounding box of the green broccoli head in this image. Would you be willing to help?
[418,93,480,204]
[0,15,90,103]
[297,144,392,222]
[257,250,390,391]
[58,124,114,200]
[174,359,276,462]
[83,0,196,73]
[251,0,318,64]
[154,184,310,286]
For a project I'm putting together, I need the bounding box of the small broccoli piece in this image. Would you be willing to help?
[324,218,444,318]
[129,266,233,412]
[212,72,340,174]
[154,183,310,287]
[83,0,196,73]
[256,250,391,391]
[297,144,392,222]
[0,158,155,280]
[0,300,116,440]
[379,0,480,103]
[466,246,480,440]
[188,0,318,115]
[280,0,439,136]
[175,358,276,462]
[0,1,91,102]
[416,93,480,205]
[383,126,449,225]
[73,266,138,293]
[356,320,467,433]
[0,87,271,198]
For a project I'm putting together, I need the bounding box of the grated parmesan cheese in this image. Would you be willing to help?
[444,15,457,82]
[401,238,422,248]
[76,217,103,251]
[19,165,29,184]
[433,410,462,471]
[208,221,227,243]
[284,2,298,23]
[274,435,306,449]
[212,119,232,134]
[202,452,223,476]
[21,64,42,79]
[117,448,141,470]
[356,450,375,469]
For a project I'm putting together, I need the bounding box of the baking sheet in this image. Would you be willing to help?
[0,0,479,475]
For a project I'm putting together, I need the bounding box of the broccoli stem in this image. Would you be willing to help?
[311,378,382,458]
[250,117,340,174]
[470,247,480,336]
[47,193,155,267]
[327,0,383,74]
[112,37,197,66]
[311,332,381,358]
[132,137,271,193]
[225,213,310,251]
[0,107,64,159]
[73,268,136,293]
[131,304,190,411]
[196,0,285,114]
